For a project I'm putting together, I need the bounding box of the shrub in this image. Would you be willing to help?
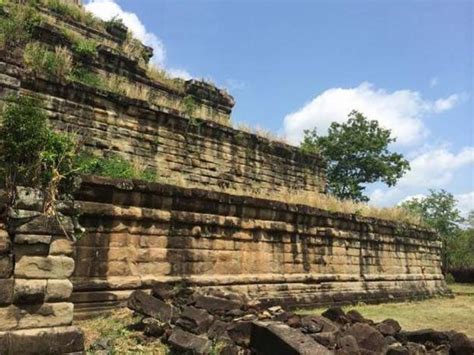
[69,67,102,88]
[76,153,156,182]
[0,95,79,211]
[71,37,98,58]
[41,0,103,30]
[0,2,41,49]
[23,42,73,79]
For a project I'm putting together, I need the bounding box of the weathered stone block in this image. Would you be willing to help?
[14,256,75,279]
[0,279,14,305]
[14,234,52,245]
[6,325,84,354]
[0,254,13,278]
[250,321,332,355]
[49,238,74,256]
[0,229,11,254]
[12,214,74,236]
[13,279,46,304]
[17,302,74,329]
[46,279,73,301]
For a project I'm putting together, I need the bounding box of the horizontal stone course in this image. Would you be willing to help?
[71,177,447,316]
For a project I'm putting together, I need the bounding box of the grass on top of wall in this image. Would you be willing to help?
[75,153,424,226]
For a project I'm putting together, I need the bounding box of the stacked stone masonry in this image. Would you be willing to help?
[0,53,325,195]
[0,4,326,195]
[0,189,84,354]
[72,177,448,318]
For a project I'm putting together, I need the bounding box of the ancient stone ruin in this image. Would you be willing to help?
[0,0,463,354]
[117,284,472,354]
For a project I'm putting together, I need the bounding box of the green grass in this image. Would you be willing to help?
[77,309,168,354]
[299,284,474,337]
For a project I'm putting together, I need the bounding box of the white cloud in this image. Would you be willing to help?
[283,82,462,146]
[456,191,474,217]
[86,0,197,81]
[430,77,438,88]
[369,146,474,208]
[167,68,192,80]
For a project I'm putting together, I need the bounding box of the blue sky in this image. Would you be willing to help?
[85,0,473,215]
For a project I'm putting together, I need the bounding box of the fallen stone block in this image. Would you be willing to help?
[250,321,333,355]
[397,329,450,346]
[127,290,177,322]
[194,294,242,315]
[376,318,401,336]
[450,332,474,355]
[227,321,253,347]
[343,322,386,353]
[176,306,214,335]
[167,327,212,354]
[321,307,348,325]
[142,318,166,337]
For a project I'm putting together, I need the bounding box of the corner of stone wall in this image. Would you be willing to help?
[0,187,84,355]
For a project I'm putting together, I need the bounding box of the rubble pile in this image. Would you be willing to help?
[125,284,473,354]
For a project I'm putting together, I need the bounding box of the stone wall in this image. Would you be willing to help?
[72,177,448,318]
[0,53,326,195]
[0,189,84,354]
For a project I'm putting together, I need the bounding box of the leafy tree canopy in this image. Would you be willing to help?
[301,110,410,202]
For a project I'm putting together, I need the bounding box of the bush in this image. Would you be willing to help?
[69,67,102,88]
[41,0,103,30]
[448,268,474,283]
[0,95,79,210]
[0,2,41,49]
[76,153,156,182]
[23,42,73,79]
[71,37,97,58]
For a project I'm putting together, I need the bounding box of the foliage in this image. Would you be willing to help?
[23,42,73,79]
[448,226,474,269]
[400,189,463,272]
[400,190,462,239]
[40,0,103,30]
[71,37,98,59]
[183,95,197,117]
[76,153,156,182]
[301,110,410,202]
[69,67,102,88]
[0,95,79,211]
[0,2,41,49]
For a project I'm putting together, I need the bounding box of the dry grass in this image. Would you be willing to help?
[77,308,168,354]
[298,285,474,337]
[154,174,424,225]
[235,123,289,144]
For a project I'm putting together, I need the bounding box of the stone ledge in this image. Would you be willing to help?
[0,325,84,355]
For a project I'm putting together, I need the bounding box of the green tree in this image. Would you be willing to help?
[301,110,410,202]
[400,190,463,273]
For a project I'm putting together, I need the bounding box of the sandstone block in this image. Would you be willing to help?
[250,321,332,355]
[17,302,74,329]
[0,278,14,305]
[0,306,20,331]
[46,279,73,301]
[7,325,84,354]
[12,214,74,236]
[127,290,177,322]
[168,327,212,355]
[14,256,75,279]
[49,238,74,256]
[0,229,11,254]
[13,279,46,304]
[14,234,52,245]
[0,254,13,278]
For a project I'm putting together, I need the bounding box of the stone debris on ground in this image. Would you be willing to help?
[125,283,474,355]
